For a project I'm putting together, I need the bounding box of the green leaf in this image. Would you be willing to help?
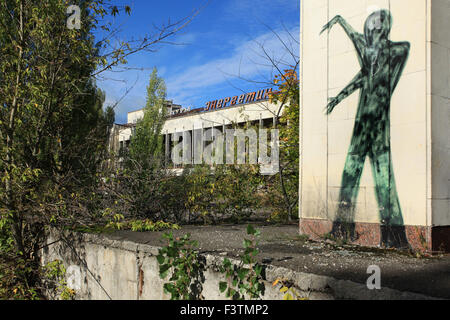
[255,264,263,276]
[243,239,252,248]
[247,224,256,235]
[256,282,265,292]
[162,232,173,240]
[156,254,165,264]
[223,258,232,268]
[237,268,249,280]
[219,282,228,293]
[159,265,170,279]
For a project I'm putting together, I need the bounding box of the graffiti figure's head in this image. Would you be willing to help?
[364,9,392,45]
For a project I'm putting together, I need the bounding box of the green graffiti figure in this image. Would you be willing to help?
[320,10,410,248]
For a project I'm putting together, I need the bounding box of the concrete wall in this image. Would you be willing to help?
[41,231,438,300]
[41,231,325,300]
[128,110,144,125]
[300,0,449,251]
[430,0,450,227]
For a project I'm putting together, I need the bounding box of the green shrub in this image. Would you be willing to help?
[219,225,265,300]
[156,232,205,300]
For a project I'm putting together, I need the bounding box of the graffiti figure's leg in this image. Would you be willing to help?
[370,151,409,249]
[331,152,366,241]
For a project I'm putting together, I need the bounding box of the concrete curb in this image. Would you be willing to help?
[57,231,443,300]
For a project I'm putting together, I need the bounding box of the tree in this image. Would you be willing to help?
[0,0,109,298]
[116,67,171,219]
[269,68,300,221]
[0,0,198,299]
[127,67,167,168]
[224,24,300,222]
[0,0,122,297]
[102,68,188,222]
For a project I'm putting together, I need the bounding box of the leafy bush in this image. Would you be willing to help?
[156,232,205,300]
[43,260,76,300]
[98,159,189,223]
[219,225,265,300]
[185,164,262,224]
[129,220,180,232]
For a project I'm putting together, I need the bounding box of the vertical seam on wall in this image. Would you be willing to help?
[299,0,303,225]
[326,0,330,220]
[425,0,430,239]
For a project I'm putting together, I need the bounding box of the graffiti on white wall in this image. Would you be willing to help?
[320,10,410,248]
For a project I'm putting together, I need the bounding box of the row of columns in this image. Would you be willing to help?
[163,115,278,167]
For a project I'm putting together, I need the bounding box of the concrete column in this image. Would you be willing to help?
[192,124,194,165]
[165,131,169,165]
[201,123,204,165]
[182,126,185,167]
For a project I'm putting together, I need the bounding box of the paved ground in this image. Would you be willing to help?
[109,223,450,299]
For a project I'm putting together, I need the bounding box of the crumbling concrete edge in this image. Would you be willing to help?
[202,254,441,300]
[56,231,442,300]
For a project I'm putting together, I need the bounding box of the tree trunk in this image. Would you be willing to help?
[5,0,25,255]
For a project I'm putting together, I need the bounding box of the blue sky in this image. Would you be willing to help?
[96,0,300,124]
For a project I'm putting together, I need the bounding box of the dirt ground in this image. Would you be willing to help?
[108,223,450,299]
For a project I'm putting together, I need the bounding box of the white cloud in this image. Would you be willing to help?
[166,25,299,107]
[99,24,300,122]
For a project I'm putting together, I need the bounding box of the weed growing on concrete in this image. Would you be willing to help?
[157,232,205,300]
[43,260,76,300]
[218,225,265,300]
[272,278,308,300]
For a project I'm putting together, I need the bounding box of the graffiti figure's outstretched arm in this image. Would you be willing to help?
[389,41,410,93]
[326,71,363,114]
[320,15,366,61]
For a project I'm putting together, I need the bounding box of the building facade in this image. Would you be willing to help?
[110,88,282,172]
[300,0,450,252]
